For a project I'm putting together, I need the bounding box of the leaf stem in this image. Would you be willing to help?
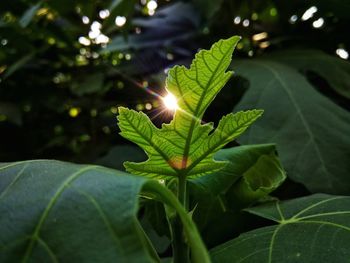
[143,180,210,263]
[173,174,189,263]
[178,174,187,210]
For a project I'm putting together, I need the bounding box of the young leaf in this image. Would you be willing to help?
[118,36,263,179]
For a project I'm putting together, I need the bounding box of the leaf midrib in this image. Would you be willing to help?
[124,113,179,174]
[71,186,126,259]
[0,164,27,200]
[180,40,231,172]
[185,114,258,174]
[21,165,98,263]
[251,61,331,178]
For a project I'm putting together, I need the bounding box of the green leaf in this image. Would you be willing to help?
[0,160,210,263]
[117,36,263,179]
[141,201,171,253]
[210,194,350,262]
[269,49,350,99]
[190,144,278,196]
[190,144,286,245]
[227,154,286,208]
[233,60,350,194]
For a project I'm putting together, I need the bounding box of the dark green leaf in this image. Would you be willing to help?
[191,144,278,196]
[191,144,285,247]
[211,194,350,263]
[227,154,286,208]
[0,160,210,263]
[269,49,350,99]
[234,60,350,194]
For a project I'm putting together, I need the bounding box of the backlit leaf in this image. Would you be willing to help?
[117,37,263,179]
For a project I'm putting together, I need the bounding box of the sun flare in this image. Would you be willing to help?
[162,92,179,110]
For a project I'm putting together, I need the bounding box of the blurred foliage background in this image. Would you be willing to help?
[1,0,350,164]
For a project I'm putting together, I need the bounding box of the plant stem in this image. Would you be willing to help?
[172,174,189,263]
[178,174,187,210]
[144,181,210,263]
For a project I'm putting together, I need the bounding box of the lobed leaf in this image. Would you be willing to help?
[118,36,263,179]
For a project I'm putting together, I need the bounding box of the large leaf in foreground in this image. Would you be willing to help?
[0,160,209,263]
[211,194,350,262]
[233,60,350,194]
[118,36,263,179]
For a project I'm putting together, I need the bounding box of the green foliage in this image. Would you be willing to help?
[1,37,281,263]
[211,194,350,262]
[191,144,282,196]
[233,60,350,194]
[1,0,350,165]
[117,37,263,179]
[0,160,209,263]
[227,154,286,207]
[1,0,350,260]
[190,144,286,247]
[269,50,350,99]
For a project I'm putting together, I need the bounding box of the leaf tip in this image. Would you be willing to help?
[256,109,264,114]
[117,106,128,115]
[226,35,242,48]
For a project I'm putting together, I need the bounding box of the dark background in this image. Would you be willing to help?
[1,0,349,164]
